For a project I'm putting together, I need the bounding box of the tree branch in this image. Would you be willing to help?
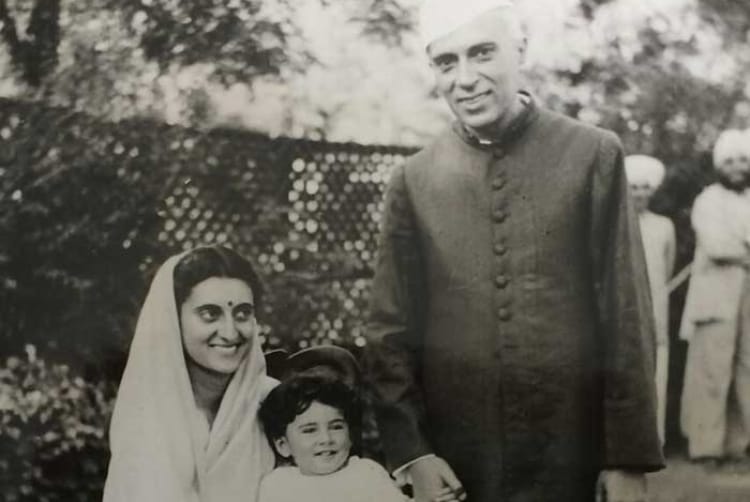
[0,0,23,63]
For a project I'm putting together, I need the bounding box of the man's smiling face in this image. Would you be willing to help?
[428,8,524,138]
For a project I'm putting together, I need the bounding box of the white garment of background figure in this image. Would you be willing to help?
[625,154,676,445]
[680,129,750,461]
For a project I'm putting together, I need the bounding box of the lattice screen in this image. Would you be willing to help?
[0,98,418,355]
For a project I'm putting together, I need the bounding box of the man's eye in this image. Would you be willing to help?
[475,48,494,60]
[435,59,455,72]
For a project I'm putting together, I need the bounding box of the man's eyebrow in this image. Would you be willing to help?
[468,42,497,53]
[430,51,457,63]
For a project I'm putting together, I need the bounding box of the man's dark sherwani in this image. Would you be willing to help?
[365,98,664,502]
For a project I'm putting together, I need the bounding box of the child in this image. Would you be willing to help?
[258,374,406,502]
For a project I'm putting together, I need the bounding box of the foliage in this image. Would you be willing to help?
[0,0,60,86]
[526,1,749,268]
[0,99,172,375]
[0,97,413,377]
[0,346,115,501]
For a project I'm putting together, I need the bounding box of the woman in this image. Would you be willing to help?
[103,246,277,501]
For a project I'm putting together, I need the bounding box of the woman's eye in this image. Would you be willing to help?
[197,306,221,322]
[234,305,255,322]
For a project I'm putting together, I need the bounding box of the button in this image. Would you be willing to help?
[495,275,510,288]
[491,177,506,190]
[493,243,508,256]
[497,308,512,321]
[492,209,507,222]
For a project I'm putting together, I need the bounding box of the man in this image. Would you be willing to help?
[680,129,750,462]
[365,1,664,501]
[625,155,676,446]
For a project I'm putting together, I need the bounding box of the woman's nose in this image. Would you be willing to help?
[219,318,239,340]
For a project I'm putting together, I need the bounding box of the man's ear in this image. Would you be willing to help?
[274,437,292,459]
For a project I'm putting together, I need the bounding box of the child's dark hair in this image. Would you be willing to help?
[259,375,361,450]
[173,245,264,310]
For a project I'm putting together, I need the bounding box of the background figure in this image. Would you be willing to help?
[625,155,676,445]
[679,129,750,461]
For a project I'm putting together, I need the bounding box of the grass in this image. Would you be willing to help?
[649,455,750,502]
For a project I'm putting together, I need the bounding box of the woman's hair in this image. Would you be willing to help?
[259,375,361,447]
[173,245,264,309]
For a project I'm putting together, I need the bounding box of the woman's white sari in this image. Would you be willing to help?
[103,254,277,502]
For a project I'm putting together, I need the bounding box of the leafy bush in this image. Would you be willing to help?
[0,346,115,502]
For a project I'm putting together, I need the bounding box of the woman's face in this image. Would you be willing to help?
[179,277,258,374]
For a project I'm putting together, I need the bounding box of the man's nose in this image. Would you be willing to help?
[456,60,478,89]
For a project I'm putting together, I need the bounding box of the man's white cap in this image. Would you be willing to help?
[624,155,666,188]
[419,0,515,49]
[713,129,748,166]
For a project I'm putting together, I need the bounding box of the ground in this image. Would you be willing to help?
[650,456,750,501]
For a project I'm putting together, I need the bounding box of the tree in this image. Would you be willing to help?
[0,0,60,86]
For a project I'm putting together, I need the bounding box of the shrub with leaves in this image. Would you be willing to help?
[0,346,115,501]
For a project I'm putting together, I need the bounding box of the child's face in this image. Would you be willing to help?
[274,400,352,476]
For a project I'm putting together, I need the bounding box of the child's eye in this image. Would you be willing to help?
[300,426,317,434]
[330,421,347,431]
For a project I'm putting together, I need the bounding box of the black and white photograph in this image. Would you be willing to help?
[1,0,749,501]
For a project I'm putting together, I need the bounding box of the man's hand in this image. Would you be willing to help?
[406,456,466,502]
[596,470,647,502]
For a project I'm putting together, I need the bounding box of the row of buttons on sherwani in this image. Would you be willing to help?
[491,151,513,354]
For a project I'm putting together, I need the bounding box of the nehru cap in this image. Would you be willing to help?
[420,0,515,49]
[713,129,748,166]
[624,155,666,188]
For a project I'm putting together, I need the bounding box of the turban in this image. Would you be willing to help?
[624,155,666,188]
[713,129,748,167]
[419,0,515,49]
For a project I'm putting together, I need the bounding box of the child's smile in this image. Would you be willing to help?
[275,401,352,475]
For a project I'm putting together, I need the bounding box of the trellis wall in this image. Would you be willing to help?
[0,98,416,365]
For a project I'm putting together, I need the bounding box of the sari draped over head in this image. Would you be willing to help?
[103,253,277,502]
